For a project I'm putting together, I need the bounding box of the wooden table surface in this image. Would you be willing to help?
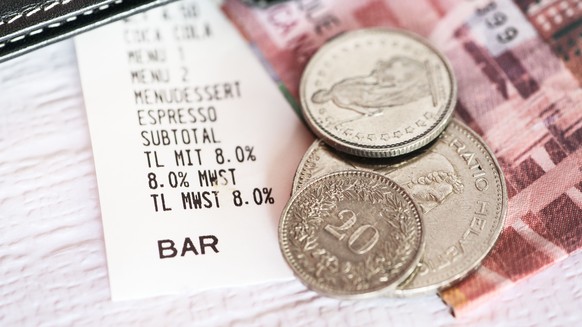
[0,39,581,326]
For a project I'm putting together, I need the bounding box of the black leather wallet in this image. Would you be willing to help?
[0,0,176,63]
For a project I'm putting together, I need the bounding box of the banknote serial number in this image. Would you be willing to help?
[472,0,519,44]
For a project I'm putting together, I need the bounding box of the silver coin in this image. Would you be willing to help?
[300,28,457,158]
[279,170,424,299]
[292,120,507,295]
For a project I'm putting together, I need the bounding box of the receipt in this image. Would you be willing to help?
[76,0,312,300]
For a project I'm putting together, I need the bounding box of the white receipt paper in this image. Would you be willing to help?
[76,0,311,300]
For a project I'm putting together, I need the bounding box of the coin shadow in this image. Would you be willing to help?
[265,121,314,231]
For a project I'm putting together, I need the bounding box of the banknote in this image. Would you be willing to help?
[222,0,582,316]
[222,0,452,107]
[427,0,582,315]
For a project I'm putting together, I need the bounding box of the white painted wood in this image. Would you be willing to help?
[1,39,581,327]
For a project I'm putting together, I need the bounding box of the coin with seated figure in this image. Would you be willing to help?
[300,28,457,158]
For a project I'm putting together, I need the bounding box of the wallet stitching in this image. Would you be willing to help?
[0,0,122,48]
[0,1,74,25]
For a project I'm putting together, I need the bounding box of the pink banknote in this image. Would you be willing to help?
[222,0,582,315]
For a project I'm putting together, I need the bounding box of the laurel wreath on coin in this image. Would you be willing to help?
[288,176,418,291]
